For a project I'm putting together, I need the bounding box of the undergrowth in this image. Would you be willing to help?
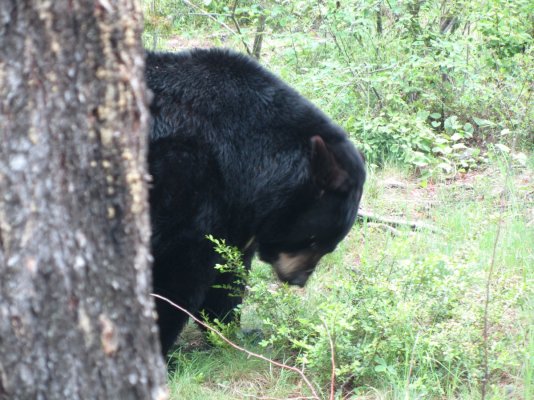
[167,163,533,399]
[143,0,532,179]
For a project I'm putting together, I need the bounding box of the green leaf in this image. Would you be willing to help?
[430,113,441,119]
[451,132,463,141]
[417,110,430,121]
[463,123,474,133]
[473,117,495,127]
[419,143,431,151]
[452,143,468,150]
[413,160,428,167]
[431,121,441,128]
[444,116,459,132]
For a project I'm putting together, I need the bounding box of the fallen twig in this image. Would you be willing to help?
[151,293,320,400]
[321,320,336,400]
[366,222,405,236]
[358,210,442,233]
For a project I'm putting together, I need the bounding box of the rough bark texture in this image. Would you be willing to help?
[0,1,167,399]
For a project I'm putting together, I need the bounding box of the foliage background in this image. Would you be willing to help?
[143,1,532,399]
[144,0,532,178]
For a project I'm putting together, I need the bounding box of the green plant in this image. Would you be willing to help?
[206,235,247,299]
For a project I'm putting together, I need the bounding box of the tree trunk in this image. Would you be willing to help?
[376,3,383,37]
[0,1,167,399]
[252,13,266,60]
[407,0,424,36]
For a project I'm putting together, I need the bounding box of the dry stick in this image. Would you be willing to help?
[151,293,321,400]
[358,210,442,233]
[321,320,336,400]
[366,222,404,236]
[181,0,240,40]
[481,194,505,400]
[229,0,252,56]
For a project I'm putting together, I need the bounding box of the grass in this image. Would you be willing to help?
[167,162,533,399]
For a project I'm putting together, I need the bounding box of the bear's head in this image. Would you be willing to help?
[256,135,365,287]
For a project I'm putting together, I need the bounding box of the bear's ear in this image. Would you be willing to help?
[310,135,350,192]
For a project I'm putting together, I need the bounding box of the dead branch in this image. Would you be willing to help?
[151,293,320,400]
[366,222,406,236]
[181,0,240,43]
[230,0,252,56]
[358,210,442,233]
[321,320,336,400]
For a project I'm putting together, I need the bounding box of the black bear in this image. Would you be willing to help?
[146,48,366,355]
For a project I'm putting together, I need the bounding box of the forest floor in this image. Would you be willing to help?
[166,164,533,400]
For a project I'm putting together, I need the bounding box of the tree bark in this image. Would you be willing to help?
[252,13,266,60]
[0,1,167,399]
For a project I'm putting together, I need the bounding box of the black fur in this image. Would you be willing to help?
[146,48,365,354]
